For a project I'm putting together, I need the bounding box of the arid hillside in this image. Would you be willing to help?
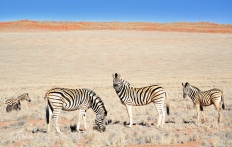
[0,20,232,33]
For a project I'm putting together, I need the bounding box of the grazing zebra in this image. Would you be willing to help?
[112,73,170,127]
[44,88,107,133]
[182,82,225,123]
[5,93,31,113]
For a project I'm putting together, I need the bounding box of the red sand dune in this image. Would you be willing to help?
[0,20,232,33]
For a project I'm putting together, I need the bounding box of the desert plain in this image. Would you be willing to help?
[0,22,232,147]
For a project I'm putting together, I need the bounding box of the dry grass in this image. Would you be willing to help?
[0,30,232,146]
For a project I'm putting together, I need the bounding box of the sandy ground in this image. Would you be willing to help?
[0,30,232,146]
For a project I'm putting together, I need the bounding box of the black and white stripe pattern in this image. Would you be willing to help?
[44,88,107,133]
[112,73,169,127]
[6,101,21,113]
[182,82,225,123]
[5,93,31,113]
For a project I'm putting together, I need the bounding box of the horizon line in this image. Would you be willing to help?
[1,19,231,25]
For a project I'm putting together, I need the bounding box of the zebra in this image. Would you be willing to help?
[44,88,107,133]
[182,82,225,123]
[112,73,170,127]
[6,101,21,113]
[5,93,31,113]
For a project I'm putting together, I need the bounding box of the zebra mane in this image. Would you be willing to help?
[190,85,201,92]
[85,89,107,116]
[18,93,27,100]
[83,88,96,95]
[122,79,130,87]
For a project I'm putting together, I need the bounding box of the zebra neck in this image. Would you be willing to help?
[89,93,106,116]
[18,95,25,101]
[117,85,128,99]
[188,87,199,103]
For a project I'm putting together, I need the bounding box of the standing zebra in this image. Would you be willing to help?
[44,88,107,133]
[182,82,225,123]
[5,93,31,113]
[112,73,170,127]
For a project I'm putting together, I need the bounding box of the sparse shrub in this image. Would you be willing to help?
[163,126,171,136]
[16,114,30,121]
[186,104,192,110]
[189,133,197,141]
[16,120,26,126]
[91,132,105,146]
[225,139,232,147]
[202,140,210,146]
[211,123,219,130]
[156,134,161,140]
[147,116,153,121]
[212,140,218,147]
[170,136,176,144]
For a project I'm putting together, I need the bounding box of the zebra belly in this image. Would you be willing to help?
[200,101,212,106]
[131,99,152,106]
[62,103,89,111]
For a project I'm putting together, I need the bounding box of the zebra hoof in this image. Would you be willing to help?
[126,125,132,128]
[156,125,161,128]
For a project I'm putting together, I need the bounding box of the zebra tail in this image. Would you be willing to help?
[221,95,225,110]
[46,105,49,124]
[44,91,50,124]
[165,92,170,115]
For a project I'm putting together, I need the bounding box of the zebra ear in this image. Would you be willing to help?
[112,73,115,78]
[185,82,190,87]
[182,83,184,87]
[117,73,121,79]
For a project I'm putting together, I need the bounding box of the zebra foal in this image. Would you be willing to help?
[112,73,170,127]
[5,93,31,113]
[182,82,225,123]
[44,88,107,133]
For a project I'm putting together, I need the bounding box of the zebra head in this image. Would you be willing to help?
[112,73,130,92]
[182,82,190,98]
[20,93,31,102]
[95,110,107,132]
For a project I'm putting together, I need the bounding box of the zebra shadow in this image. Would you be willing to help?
[70,124,103,132]
[69,124,85,132]
[32,128,47,134]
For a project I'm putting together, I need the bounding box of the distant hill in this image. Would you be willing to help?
[0,20,232,33]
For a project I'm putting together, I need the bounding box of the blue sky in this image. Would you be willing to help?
[0,0,231,24]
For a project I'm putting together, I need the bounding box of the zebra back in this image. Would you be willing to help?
[5,98,18,105]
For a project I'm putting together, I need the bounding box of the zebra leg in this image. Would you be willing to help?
[162,99,166,124]
[77,110,87,131]
[77,112,82,132]
[200,105,206,122]
[155,103,164,127]
[126,105,133,127]
[53,108,62,134]
[83,111,87,130]
[195,103,200,122]
[161,110,166,124]
[214,104,221,123]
